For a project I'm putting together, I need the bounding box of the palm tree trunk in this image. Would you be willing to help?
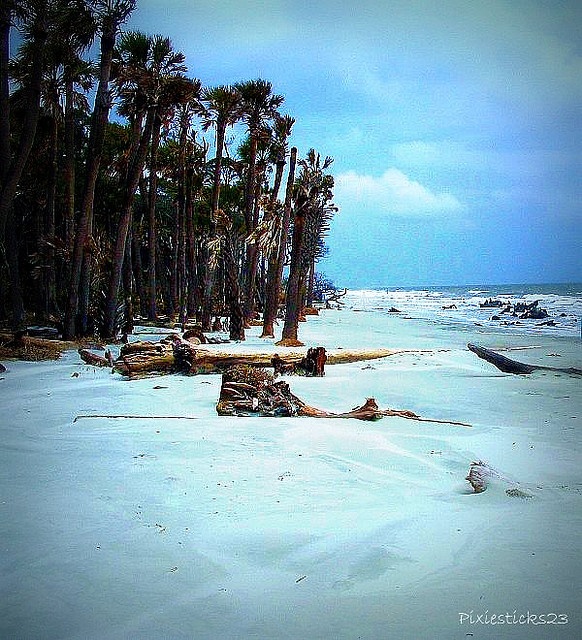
[224,234,245,341]
[102,107,155,339]
[132,211,146,316]
[242,133,260,323]
[262,147,296,338]
[169,201,179,318]
[64,17,117,339]
[5,208,24,328]
[0,6,46,326]
[178,196,188,325]
[200,121,227,331]
[122,227,134,334]
[43,114,59,318]
[271,158,286,204]
[279,200,306,344]
[146,113,162,319]
[186,189,198,317]
[63,78,76,255]
[306,257,316,308]
[0,6,46,246]
[0,4,11,186]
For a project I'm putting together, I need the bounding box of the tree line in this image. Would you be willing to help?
[0,0,338,344]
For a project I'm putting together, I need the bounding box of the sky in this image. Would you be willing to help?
[126,0,582,287]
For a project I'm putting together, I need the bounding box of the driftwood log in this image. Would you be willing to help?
[468,343,582,376]
[272,347,327,376]
[216,365,471,426]
[466,461,533,497]
[112,339,415,378]
[78,348,114,368]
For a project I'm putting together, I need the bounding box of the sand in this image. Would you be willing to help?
[0,308,580,639]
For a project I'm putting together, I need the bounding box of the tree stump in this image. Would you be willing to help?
[216,365,471,426]
[272,346,327,376]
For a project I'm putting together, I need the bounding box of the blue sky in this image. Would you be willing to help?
[127,0,582,287]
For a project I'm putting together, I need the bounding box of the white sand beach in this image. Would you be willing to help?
[1,301,580,639]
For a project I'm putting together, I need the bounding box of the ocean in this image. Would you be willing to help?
[343,282,582,339]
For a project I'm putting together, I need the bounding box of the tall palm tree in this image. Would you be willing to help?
[145,74,200,321]
[261,145,297,338]
[234,79,284,323]
[61,56,94,253]
[13,1,95,319]
[198,84,242,330]
[0,0,51,326]
[64,0,136,339]
[268,114,295,204]
[47,0,95,253]
[201,85,241,216]
[166,91,203,322]
[101,33,195,338]
[259,114,295,337]
[278,149,335,346]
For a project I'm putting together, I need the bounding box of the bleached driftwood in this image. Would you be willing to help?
[216,365,471,426]
[468,343,582,376]
[112,340,416,378]
[78,348,113,368]
[73,414,198,423]
[465,461,533,497]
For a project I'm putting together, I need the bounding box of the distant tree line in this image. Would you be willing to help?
[0,0,337,343]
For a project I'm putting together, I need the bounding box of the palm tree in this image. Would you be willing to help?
[101,33,196,339]
[259,114,295,337]
[167,94,204,322]
[12,1,95,319]
[201,86,241,216]
[261,145,297,338]
[62,57,95,252]
[47,0,95,255]
[234,79,284,323]
[145,74,201,321]
[64,0,136,339]
[0,0,51,326]
[278,149,336,346]
[269,114,295,204]
[198,84,242,330]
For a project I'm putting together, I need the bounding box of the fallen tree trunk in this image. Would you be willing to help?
[216,365,471,426]
[112,340,415,377]
[468,343,582,376]
[78,348,113,368]
[272,346,327,376]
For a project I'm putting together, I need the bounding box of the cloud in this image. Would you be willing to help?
[334,168,464,217]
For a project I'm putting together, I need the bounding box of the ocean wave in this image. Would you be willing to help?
[343,284,581,338]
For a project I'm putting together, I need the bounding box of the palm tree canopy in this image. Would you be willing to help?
[113,31,192,119]
[234,78,284,131]
[200,85,242,132]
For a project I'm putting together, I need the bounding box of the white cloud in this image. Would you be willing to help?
[334,168,464,217]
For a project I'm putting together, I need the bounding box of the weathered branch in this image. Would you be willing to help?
[73,414,198,423]
[468,343,582,376]
[78,348,113,368]
[216,366,471,426]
